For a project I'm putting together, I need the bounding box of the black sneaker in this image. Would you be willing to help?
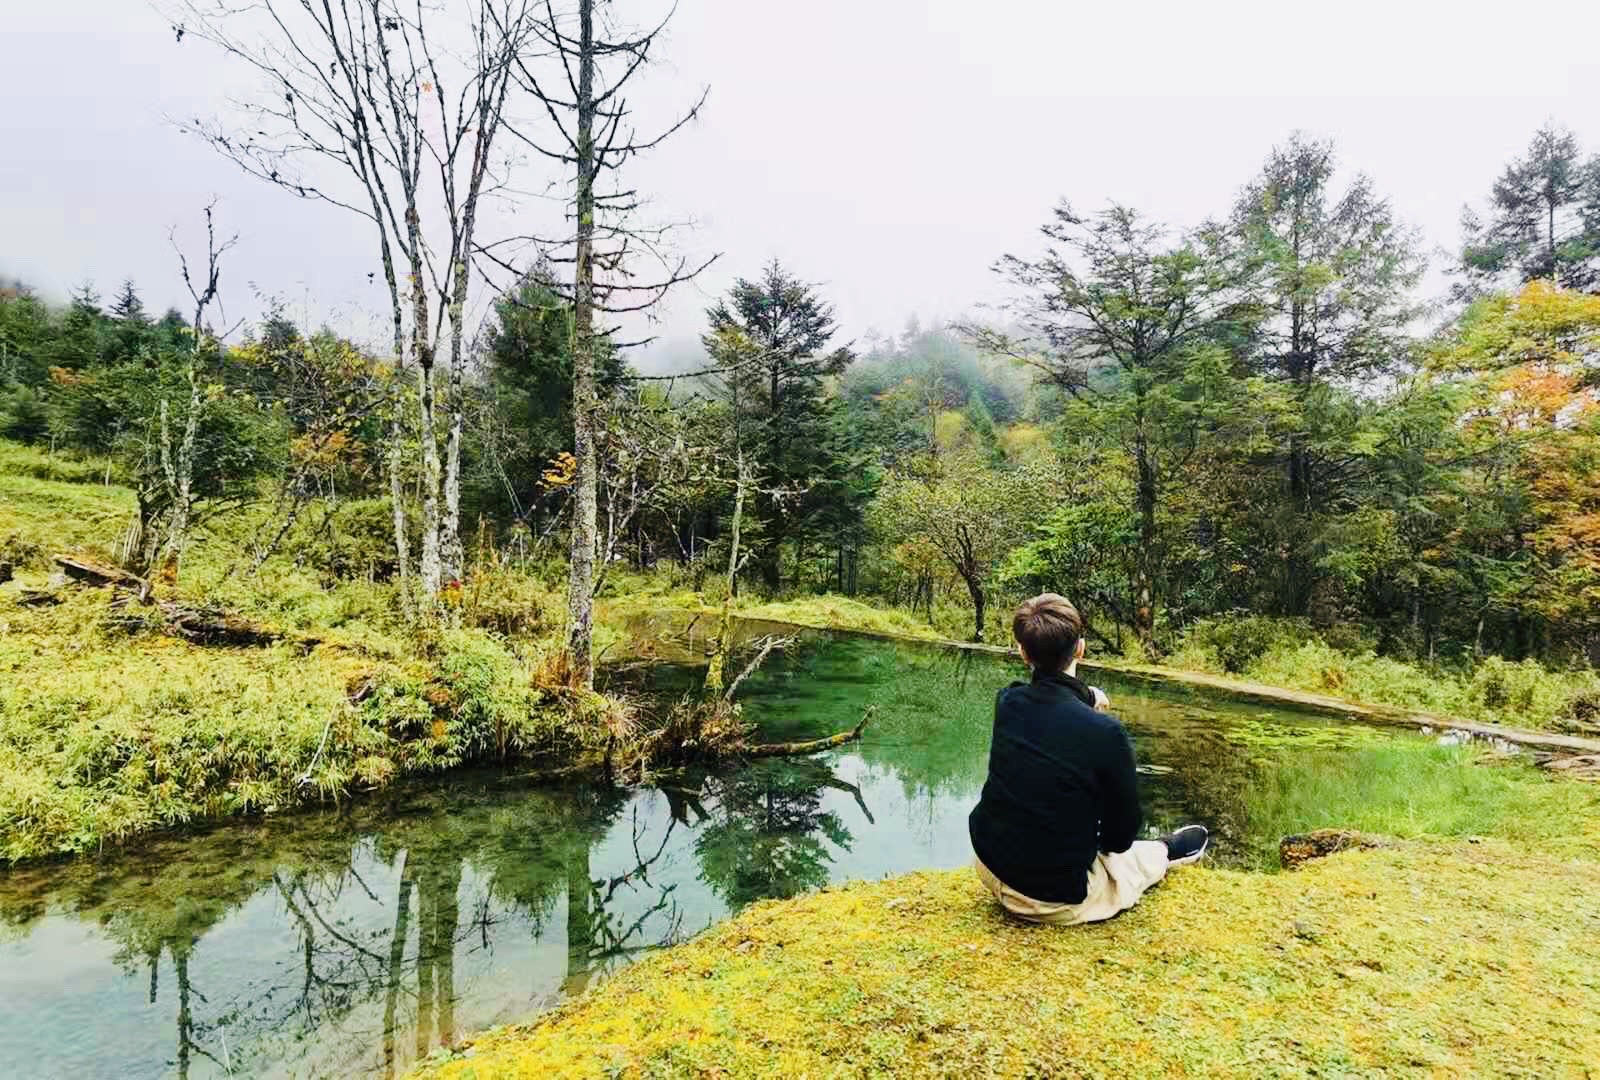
[1162,825,1209,866]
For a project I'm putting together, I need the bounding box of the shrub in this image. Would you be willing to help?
[459,564,558,638]
[1171,615,1316,674]
[0,385,49,444]
[292,497,410,582]
[432,628,558,759]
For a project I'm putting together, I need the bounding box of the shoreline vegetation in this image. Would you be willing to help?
[4,438,1599,864]
[600,587,1600,750]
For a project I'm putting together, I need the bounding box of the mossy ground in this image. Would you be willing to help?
[599,585,943,643]
[0,441,606,863]
[414,839,1600,1078]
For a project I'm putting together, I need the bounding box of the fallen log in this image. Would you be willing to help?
[51,552,305,648]
[155,600,288,647]
[1279,829,1389,870]
[1536,752,1600,780]
[745,705,875,758]
[53,554,144,589]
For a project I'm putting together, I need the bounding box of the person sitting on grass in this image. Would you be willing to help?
[969,593,1208,925]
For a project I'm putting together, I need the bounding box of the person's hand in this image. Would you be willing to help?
[1091,686,1111,711]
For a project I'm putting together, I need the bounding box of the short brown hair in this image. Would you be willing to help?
[1012,593,1084,674]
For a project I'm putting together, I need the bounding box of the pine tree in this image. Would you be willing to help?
[1459,123,1600,294]
[704,261,854,590]
[109,280,147,324]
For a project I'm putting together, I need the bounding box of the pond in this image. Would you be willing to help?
[0,624,1420,1078]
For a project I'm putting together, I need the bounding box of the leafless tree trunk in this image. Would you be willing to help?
[504,0,713,689]
[140,203,236,597]
[173,0,534,612]
[564,0,602,687]
[703,451,748,696]
[434,5,533,583]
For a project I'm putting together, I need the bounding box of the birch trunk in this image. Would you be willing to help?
[565,0,599,690]
[376,224,412,611]
[409,206,442,601]
[703,452,746,696]
[442,270,467,584]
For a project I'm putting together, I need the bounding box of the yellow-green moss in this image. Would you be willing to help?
[600,589,943,643]
[0,589,594,862]
[413,840,1600,1078]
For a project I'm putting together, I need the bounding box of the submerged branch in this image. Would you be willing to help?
[744,706,875,759]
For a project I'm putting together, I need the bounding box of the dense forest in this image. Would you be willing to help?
[6,124,1598,674]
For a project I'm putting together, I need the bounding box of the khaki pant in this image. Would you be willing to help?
[975,841,1170,926]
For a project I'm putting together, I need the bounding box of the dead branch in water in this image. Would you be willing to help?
[724,634,796,702]
[744,705,875,759]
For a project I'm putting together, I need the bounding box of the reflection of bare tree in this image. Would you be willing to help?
[382,856,413,1080]
[188,846,481,1076]
[563,805,686,994]
[176,950,191,1080]
[161,942,230,1080]
[414,855,462,1055]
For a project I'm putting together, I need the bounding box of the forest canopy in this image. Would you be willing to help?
[4,124,1599,674]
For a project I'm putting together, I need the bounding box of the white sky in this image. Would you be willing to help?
[3,0,1599,369]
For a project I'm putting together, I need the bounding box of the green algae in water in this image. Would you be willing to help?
[2,626,1557,1078]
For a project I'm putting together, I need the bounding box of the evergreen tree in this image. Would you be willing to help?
[108,279,153,362]
[1231,134,1425,613]
[704,261,854,589]
[50,284,106,371]
[1459,123,1600,294]
[996,204,1259,652]
[109,280,147,323]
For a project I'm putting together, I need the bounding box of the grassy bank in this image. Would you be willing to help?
[597,581,944,642]
[413,839,1600,1078]
[0,589,617,862]
[1236,742,1600,866]
[1168,615,1600,735]
[0,441,621,863]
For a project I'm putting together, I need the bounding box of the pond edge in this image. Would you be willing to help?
[713,615,1600,755]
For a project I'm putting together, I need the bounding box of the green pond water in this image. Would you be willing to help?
[0,625,1422,1078]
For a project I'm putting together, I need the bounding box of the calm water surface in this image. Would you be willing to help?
[0,625,1415,1077]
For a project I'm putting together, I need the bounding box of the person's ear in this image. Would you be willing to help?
[1016,642,1031,667]
[1075,638,1086,660]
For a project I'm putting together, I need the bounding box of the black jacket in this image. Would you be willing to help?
[968,670,1143,904]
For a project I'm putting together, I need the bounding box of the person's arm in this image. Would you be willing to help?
[1097,725,1142,854]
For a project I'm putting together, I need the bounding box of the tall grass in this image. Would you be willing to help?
[1241,741,1600,867]
[1170,617,1599,732]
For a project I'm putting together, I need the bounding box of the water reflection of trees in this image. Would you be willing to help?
[0,780,658,1077]
[687,757,865,906]
[0,702,891,1076]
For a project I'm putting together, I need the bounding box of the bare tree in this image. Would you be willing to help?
[171,0,538,609]
[124,203,242,594]
[497,0,714,689]
[426,2,539,582]
[154,203,238,590]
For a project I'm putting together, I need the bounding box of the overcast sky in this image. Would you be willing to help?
[4,1,1599,369]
